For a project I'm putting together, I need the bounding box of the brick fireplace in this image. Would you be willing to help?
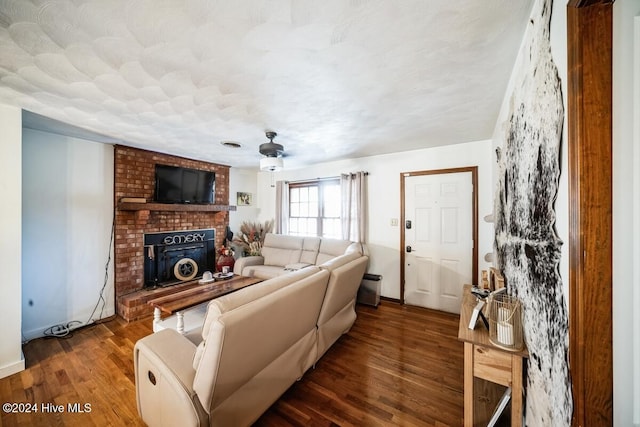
[114,146,232,320]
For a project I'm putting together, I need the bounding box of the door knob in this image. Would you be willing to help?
[406,245,414,253]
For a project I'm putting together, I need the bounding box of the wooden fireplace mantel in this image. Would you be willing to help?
[118,202,237,213]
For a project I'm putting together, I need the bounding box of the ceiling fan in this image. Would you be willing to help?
[259,131,284,172]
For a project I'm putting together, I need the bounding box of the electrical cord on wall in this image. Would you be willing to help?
[35,213,116,342]
[85,214,115,325]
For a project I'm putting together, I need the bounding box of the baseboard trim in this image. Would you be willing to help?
[0,353,25,379]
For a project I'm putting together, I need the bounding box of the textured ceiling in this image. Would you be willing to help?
[0,0,533,169]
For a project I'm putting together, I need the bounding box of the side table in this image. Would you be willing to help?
[457,284,528,426]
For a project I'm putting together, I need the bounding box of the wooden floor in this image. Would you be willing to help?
[0,302,465,427]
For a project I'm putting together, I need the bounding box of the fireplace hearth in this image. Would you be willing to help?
[144,229,215,287]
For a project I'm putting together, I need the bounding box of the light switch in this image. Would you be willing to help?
[390,218,399,226]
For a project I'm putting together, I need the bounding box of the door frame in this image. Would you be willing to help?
[567,1,614,424]
[400,167,478,304]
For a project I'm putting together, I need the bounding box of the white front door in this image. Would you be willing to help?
[403,171,474,314]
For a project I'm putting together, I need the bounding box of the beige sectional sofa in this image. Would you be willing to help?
[134,236,368,427]
[234,233,364,279]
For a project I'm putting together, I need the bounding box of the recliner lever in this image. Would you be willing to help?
[148,371,157,386]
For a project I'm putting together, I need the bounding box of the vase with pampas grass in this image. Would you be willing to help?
[233,220,274,256]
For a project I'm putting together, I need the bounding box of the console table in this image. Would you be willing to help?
[148,275,261,334]
[458,284,528,426]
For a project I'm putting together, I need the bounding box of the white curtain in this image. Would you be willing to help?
[275,180,289,234]
[341,172,367,243]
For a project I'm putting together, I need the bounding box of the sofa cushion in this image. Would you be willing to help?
[318,251,361,270]
[316,238,362,264]
[201,266,320,338]
[284,262,312,272]
[232,255,264,276]
[193,268,330,413]
[300,237,321,264]
[316,255,369,360]
[261,234,304,266]
[134,329,205,426]
[317,254,368,326]
[193,267,320,369]
[242,265,288,280]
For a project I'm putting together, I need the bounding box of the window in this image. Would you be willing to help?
[289,179,341,238]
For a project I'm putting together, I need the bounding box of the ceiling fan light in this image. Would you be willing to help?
[260,156,283,172]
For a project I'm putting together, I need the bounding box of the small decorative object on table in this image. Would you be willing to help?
[487,292,524,351]
[216,245,235,273]
[199,271,214,284]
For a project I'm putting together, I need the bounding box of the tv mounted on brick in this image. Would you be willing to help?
[154,164,215,204]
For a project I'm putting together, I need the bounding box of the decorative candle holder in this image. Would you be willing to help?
[488,292,524,351]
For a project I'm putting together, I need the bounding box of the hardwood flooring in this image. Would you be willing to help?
[257,302,465,426]
[0,302,465,426]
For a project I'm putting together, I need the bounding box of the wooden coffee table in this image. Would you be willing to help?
[148,275,261,334]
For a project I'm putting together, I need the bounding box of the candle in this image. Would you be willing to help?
[497,321,514,346]
[496,307,514,346]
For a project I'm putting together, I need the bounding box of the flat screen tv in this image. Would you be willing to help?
[154,164,215,204]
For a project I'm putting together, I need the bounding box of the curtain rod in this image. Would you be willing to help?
[286,172,368,185]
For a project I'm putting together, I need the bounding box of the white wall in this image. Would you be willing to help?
[612,2,640,425]
[229,167,260,238]
[0,104,25,379]
[254,140,494,300]
[22,129,115,340]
